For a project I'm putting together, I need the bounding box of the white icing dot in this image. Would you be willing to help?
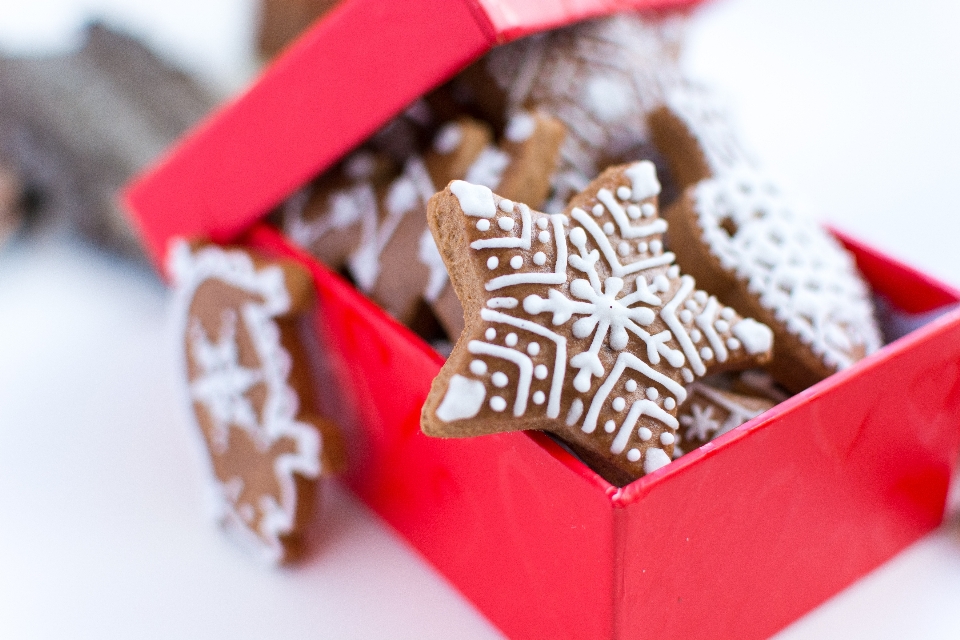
[667,265,680,278]
[536,217,548,230]
[727,338,741,350]
[538,230,550,243]
[527,342,540,356]
[627,205,641,219]
[612,397,626,412]
[664,397,676,410]
[499,199,514,212]
[485,328,496,340]
[490,396,507,412]
[603,222,615,235]
[679,309,693,324]
[681,368,694,383]
[534,364,548,379]
[570,227,587,245]
[491,372,508,387]
[433,123,463,154]
[646,387,659,401]
[469,360,487,375]
[592,203,604,217]
[637,241,648,253]
[721,307,736,320]
[685,300,699,312]
[487,256,499,270]
[505,111,536,142]
[617,241,630,257]
[476,219,490,231]
[532,390,545,405]
[510,255,523,269]
[505,332,518,347]
[700,347,714,360]
[617,186,632,200]
[694,291,708,304]
[627,449,642,462]
[638,427,653,441]
[654,274,669,293]
[604,420,616,433]
[715,320,730,333]
[625,379,638,393]
[498,217,514,231]
[650,240,663,254]
[641,203,656,218]
[691,329,702,343]
[533,252,547,266]
[660,432,676,446]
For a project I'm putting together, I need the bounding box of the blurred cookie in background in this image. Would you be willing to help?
[0,22,215,259]
[257,0,341,59]
[0,162,23,245]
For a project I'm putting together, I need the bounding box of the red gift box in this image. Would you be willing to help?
[123,0,960,638]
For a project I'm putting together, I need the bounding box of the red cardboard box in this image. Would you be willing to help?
[123,0,960,638]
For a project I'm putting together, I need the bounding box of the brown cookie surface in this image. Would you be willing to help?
[422,162,775,482]
[169,241,341,564]
[676,382,776,454]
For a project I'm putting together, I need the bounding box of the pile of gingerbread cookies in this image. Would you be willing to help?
[274,12,882,487]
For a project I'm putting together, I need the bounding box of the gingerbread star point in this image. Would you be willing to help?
[422,161,773,482]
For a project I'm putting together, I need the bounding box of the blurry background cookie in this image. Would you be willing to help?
[0,22,215,259]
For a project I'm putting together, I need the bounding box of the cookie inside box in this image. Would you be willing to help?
[262,13,907,486]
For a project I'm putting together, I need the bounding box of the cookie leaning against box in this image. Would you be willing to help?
[650,86,882,392]
[169,241,343,563]
[421,161,774,483]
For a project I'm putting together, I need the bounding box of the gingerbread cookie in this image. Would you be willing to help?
[421,162,774,483]
[677,382,775,455]
[169,240,342,563]
[648,82,759,191]
[282,111,565,341]
[456,12,685,212]
[660,170,882,393]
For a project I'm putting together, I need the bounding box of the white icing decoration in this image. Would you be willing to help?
[492,372,509,387]
[604,420,617,433]
[627,449,641,462]
[477,219,491,231]
[693,171,880,369]
[433,122,463,154]
[645,387,658,401]
[660,432,675,445]
[732,318,774,355]
[533,391,546,405]
[418,229,449,303]
[437,374,487,422]
[510,255,523,269]
[470,360,488,375]
[490,396,507,412]
[566,399,584,426]
[466,147,511,192]
[538,231,551,243]
[468,340,533,417]
[505,111,537,142]
[487,297,518,309]
[623,161,661,201]
[643,448,672,474]
[485,328,496,340]
[487,256,499,270]
[499,217,515,231]
[451,180,496,218]
[664,397,676,410]
[169,241,321,565]
[612,397,626,412]
[625,379,637,393]
[638,427,652,441]
[505,332,519,346]
[499,199,514,212]
[527,342,540,356]
[533,252,547,266]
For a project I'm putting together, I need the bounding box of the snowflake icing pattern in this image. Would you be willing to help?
[423,161,774,478]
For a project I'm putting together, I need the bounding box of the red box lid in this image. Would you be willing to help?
[122,0,703,269]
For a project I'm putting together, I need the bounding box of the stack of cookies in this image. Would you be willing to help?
[273,11,882,485]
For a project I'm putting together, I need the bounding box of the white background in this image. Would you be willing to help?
[0,0,959,638]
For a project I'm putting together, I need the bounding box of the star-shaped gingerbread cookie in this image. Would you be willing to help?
[421,161,775,482]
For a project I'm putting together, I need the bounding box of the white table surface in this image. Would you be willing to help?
[1,0,959,638]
